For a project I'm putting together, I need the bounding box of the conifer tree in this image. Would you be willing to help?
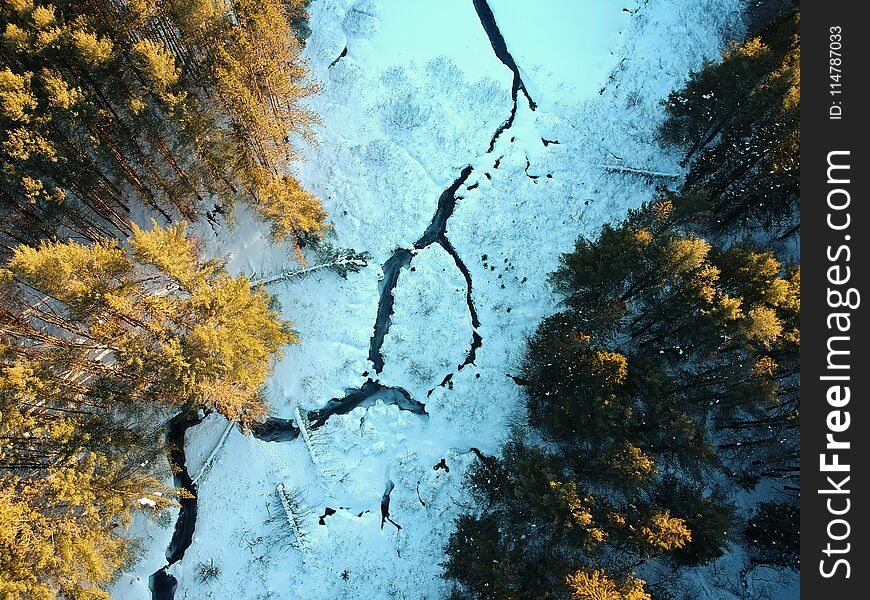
[566,569,650,600]
[539,201,799,472]
[653,476,735,566]
[659,12,800,234]
[445,442,690,600]
[6,220,294,421]
[745,501,799,569]
[0,347,176,599]
[443,515,525,600]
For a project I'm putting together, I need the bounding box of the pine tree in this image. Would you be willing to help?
[6,220,294,420]
[0,351,177,599]
[745,501,799,569]
[447,442,688,600]
[0,458,172,599]
[442,515,526,600]
[543,201,798,454]
[659,12,800,234]
[649,475,736,566]
[523,323,632,450]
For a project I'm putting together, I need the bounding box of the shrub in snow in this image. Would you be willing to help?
[196,559,221,583]
[425,56,464,92]
[380,65,413,93]
[382,93,429,132]
[465,77,509,113]
[342,0,380,35]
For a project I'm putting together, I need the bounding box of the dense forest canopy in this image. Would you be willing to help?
[0,222,294,598]
[0,0,325,255]
[444,201,799,599]
[659,11,799,238]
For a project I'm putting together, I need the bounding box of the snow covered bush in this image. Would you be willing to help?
[196,559,221,583]
[382,93,429,132]
[342,0,380,35]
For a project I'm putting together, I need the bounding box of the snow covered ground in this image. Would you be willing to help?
[111,1,798,598]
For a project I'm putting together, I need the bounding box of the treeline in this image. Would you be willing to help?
[0,0,324,253]
[0,1,317,597]
[443,10,800,600]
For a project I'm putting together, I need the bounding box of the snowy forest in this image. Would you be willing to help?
[0,1,799,599]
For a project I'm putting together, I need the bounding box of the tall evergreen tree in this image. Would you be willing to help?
[538,201,799,478]
[5,220,294,420]
[659,12,799,235]
[444,442,690,600]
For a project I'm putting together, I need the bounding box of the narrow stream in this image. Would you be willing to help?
[148,413,202,598]
[471,0,536,110]
[250,417,301,442]
[307,380,426,428]
[380,480,401,531]
[367,248,413,373]
[368,165,480,378]
[149,2,532,597]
